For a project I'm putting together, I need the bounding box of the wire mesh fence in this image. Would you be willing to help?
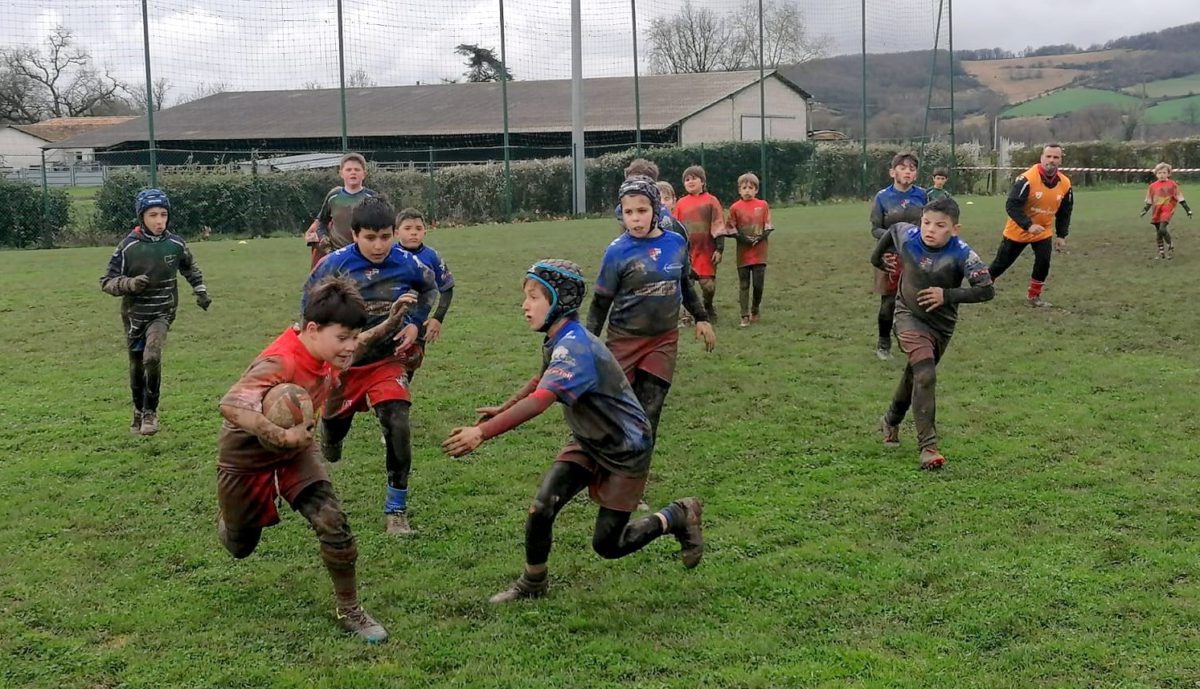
[1,0,964,246]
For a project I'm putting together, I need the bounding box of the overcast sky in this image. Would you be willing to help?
[1,0,1195,96]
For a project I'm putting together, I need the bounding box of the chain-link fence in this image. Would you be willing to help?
[1,0,962,246]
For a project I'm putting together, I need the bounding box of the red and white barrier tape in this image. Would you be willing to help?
[955,166,1200,173]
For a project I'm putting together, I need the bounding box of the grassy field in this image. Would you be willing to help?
[4,187,1200,688]
[1002,87,1143,118]
[1125,74,1200,99]
[1144,93,1200,125]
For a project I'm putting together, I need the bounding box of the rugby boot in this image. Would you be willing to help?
[385,511,412,536]
[130,409,144,435]
[1026,296,1051,308]
[880,415,900,448]
[139,411,159,435]
[335,605,389,643]
[919,447,945,471]
[670,497,705,568]
[489,571,548,604]
[875,337,892,361]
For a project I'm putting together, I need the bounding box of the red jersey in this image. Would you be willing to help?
[218,327,338,470]
[674,192,730,279]
[1146,179,1183,224]
[727,198,772,267]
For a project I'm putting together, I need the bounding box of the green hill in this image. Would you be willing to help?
[1124,74,1200,98]
[1002,88,1143,118]
[1144,94,1200,124]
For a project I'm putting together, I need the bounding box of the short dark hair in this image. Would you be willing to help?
[303,276,369,329]
[1043,143,1063,152]
[351,195,395,232]
[890,152,919,169]
[932,167,949,178]
[396,207,425,225]
[923,197,961,223]
[624,158,659,181]
[682,165,706,184]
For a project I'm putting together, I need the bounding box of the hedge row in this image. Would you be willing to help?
[92,141,999,238]
[0,180,71,248]
[1009,139,1200,185]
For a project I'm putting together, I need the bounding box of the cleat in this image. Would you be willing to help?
[879,416,900,448]
[139,412,159,435]
[875,347,891,361]
[385,511,412,536]
[130,410,144,435]
[321,436,343,463]
[750,313,760,323]
[739,316,751,328]
[1026,296,1051,308]
[920,447,945,471]
[489,572,548,604]
[335,605,389,643]
[671,497,704,568]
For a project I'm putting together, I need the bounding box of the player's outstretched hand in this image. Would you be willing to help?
[1054,236,1067,253]
[711,251,723,266]
[129,274,151,294]
[443,426,484,457]
[389,291,418,318]
[392,323,419,353]
[195,289,212,311]
[273,422,314,451]
[424,318,443,344]
[695,321,716,352]
[916,287,945,312]
[475,405,503,423]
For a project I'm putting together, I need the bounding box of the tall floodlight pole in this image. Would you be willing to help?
[860,0,868,197]
[758,0,767,199]
[948,0,957,183]
[337,0,349,151]
[500,0,512,221]
[141,0,157,185]
[571,0,586,215]
[632,0,642,154]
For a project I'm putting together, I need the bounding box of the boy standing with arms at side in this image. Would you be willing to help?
[395,207,454,379]
[101,189,211,436]
[305,153,376,268]
[926,168,952,203]
[869,153,927,360]
[443,259,705,603]
[305,196,438,536]
[1141,162,1192,259]
[727,172,774,328]
[872,198,994,470]
[674,166,732,322]
[217,277,394,643]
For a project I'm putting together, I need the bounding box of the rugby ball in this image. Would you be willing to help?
[261,383,314,450]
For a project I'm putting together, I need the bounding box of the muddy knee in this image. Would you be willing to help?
[912,360,937,389]
[219,523,262,559]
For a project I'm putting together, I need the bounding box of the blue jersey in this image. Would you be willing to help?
[302,244,437,360]
[405,244,454,292]
[538,320,654,477]
[594,230,689,337]
[888,223,993,340]
[870,185,927,239]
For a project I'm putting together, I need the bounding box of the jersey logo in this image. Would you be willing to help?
[164,255,177,266]
[364,268,380,280]
[919,256,934,270]
[1034,191,1044,200]
[648,248,661,261]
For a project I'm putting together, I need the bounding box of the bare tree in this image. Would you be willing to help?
[646,0,827,74]
[0,26,126,123]
[727,0,828,69]
[646,1,735,74]
[346,68,376,88]
[1078,105,1120,140]
[454,44,512,82]
[124,77,173,113]
[182,81,229,103]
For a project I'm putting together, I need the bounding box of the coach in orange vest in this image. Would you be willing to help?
[988,143,1074,307]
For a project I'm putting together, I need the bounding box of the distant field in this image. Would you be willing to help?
[1124,74,1200,99]
[1002,87,1143,118]
[962,49,1146,105]
[1144,94,1200,125]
